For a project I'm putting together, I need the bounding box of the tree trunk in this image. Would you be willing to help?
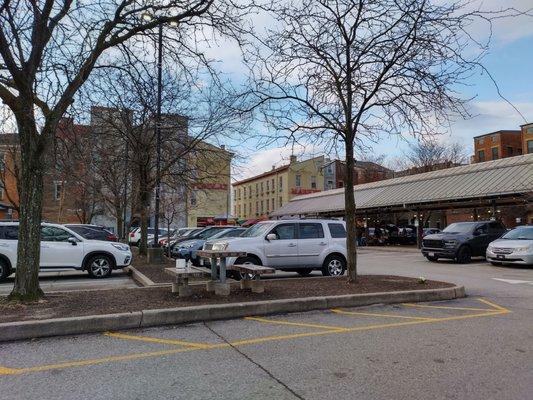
[9,121,46,301]
[344,141,357,283]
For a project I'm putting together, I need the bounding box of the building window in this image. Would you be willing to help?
[527,127,533,134]
[295,174,301,187]
[243,187,246,198]
[478,150,485,162]
[233,189,236,199]
[279,197,283,207]
[266,199,269,212]
[261,182,264,194]
[266,180,269,192]
[311,175,317,189]
[260,200,264,213]
[507,146,513,156]
[327,180,334,190]
[478,137,484,145]
[491,135,497,143]
[249,186,252,199]
[271,179,274,191]
[190,190,197,206]
[527,140,533,154]
[249,203,252,215]
[54,181,63,201]
[238,188,241,200]
[271,198,275,210]
[279,176,283,191]
[255,183,259,197]
[255,201,258,214]
[491,147,498,160]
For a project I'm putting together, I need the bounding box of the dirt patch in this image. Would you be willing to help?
[134,264,174,284]
[0,275,453,323]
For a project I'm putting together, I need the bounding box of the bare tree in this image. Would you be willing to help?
[83,64,245,255]
[246,0,518,282]
[390,139,468,174]
[0,0,249,300]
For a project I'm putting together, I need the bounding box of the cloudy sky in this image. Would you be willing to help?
[220,0,533,180]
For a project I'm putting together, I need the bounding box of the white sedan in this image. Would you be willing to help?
[486,226,533,266]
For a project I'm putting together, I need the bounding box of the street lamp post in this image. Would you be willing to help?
[153,23,163,248]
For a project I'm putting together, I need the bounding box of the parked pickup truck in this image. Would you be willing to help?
[421,221,506,263]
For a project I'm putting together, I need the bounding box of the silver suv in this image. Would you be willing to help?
[205,219,347,276]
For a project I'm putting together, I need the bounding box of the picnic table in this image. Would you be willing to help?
[164,250,275,297]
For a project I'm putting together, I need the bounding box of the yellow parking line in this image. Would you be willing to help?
[331,309,435,321]
[0,347,197,376]
[0,299,510,376]
[104,331,212,349]
[402,303,491,312]
[476,298,510,312]
[245,316,348,331]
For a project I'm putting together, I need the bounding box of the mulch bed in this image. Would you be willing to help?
[0,275,453,323]
[133,259,175,284]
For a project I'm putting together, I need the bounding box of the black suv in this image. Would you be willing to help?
[421,221,506,263]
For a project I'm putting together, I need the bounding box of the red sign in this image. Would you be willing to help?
[290,188,321,195]
[194,183,228,190]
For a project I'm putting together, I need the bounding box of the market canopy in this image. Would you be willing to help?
[271,154,533,217]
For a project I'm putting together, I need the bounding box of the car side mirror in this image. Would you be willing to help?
[68,237,78,245]
[266,233,277,241]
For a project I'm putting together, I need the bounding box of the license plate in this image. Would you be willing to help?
[496,254,505,260]
[428,252,435,257]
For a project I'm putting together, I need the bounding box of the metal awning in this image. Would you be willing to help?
[271,154,533,216]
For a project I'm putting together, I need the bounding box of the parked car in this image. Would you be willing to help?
[168,226,235,252]
[0,222,132,282]
[158,227,198,246]
[421,221,506,263]
[165,228,204,248]
[64,224,118,242]
[128,227,172,246]
[486,225,533,266]
[204,219,348,278]
[423,228,441,237]
[174,227,246,265]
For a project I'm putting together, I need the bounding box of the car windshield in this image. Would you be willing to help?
[196,228,229,239]
[442,223,476,234]
[240,222,276,237]
[500,227,533,240]
[207,229,235,239]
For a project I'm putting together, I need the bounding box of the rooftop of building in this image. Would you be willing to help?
[473,130,521,139]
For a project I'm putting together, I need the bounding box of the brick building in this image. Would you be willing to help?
[472,130,522,163]
[522,122,533,155]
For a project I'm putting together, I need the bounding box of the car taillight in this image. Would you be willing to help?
[108,234,118,242]
[129,232,135,237]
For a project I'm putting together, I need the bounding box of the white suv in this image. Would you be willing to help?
[205,219,348,277]
[0,222,132,282]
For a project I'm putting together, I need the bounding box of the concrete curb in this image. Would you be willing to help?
[0,285,465,343]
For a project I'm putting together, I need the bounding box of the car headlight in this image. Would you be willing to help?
[444,240,458,248]
[112,243,130,251]
[212,241,228,251]
[513,246,530,252]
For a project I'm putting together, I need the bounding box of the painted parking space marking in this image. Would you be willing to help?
[104,331,213,349]
[330,309,435,320]
[245,316,349,331]
[0,298,511,376]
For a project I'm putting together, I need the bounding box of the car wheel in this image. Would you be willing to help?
[426,256,438,262]
[490,261,502,266]
[456,246,471,264]
[297,268,313,277]
[232,256,261,281]
[87,255,113,279]
[322,255,346,276]
[0,259,10,282]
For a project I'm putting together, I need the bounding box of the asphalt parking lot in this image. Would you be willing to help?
[0,250,531,400]
[0,270,138,295]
